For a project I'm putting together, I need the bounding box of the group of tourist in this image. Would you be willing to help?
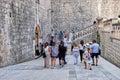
[71,40,100,70]
[35,29,100,70]
[35,30,68,69]
[39,40,67,69]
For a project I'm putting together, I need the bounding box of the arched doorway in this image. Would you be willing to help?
[35,24,40,46]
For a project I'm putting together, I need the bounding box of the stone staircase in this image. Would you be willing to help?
[73,23,98,44]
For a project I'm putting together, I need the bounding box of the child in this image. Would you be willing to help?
[83,44,92,70]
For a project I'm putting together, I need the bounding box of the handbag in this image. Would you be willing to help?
[86,53,90,58]
[35,49,40,56]
[42,50,46,58]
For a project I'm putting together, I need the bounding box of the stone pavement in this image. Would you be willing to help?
[0,54,120,80]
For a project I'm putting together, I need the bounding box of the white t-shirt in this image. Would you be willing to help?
[51,31,54,37]
[45,46,50,55]
[91,43,99,53]
[79,44,84,50]
[63,38,67,47]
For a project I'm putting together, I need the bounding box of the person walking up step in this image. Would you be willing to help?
[51,42,58,69]
[58,41,67,67]
[83,44,92,70]
[79,40,84,63]
[72,43,79,65]
[44,42,51,68]
[90,40,100,66]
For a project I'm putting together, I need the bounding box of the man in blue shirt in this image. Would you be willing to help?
[90,40,100,66]
[59,31,63,41]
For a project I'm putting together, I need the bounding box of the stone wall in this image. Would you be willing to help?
[99,19,120,67]
[0,0,51,67]
[39,0,51,41]
[100,31,120,67]
[51,0,120,33]
[0,0,8,67]
[51,0,99,33]
[99,0,120,19]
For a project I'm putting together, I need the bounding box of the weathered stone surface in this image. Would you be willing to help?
[0,0,51,67]
[51,0,120,32]
[100,0,120,19]
[51,0,99,32]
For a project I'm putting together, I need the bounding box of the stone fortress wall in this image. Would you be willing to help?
[99,0,120,19]
[51,0,120,32]
[0,0,51,67]
[51,0,99,32]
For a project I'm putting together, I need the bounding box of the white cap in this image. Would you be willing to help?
[86,43,89,46]
[86,43,90,48]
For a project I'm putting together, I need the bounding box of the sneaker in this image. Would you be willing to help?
[35,56,39,59]
[92,64,95,66]
[96,64,98,66]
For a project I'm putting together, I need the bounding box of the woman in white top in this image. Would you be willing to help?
[63,36,67,64]
[44,42,51,68]
[79,40,84,63]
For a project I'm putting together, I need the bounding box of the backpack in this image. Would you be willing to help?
[86,53,91,59]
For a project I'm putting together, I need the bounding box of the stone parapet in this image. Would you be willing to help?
[99,19,120,67]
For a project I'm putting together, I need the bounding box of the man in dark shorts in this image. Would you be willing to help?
[90,40,100,66]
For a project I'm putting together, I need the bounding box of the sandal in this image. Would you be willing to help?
[90,68,92,70]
